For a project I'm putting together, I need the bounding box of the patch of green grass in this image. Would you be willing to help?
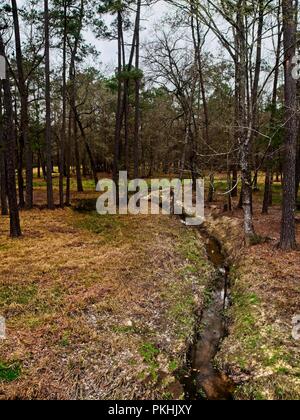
[276,367,290,375]
[177,233,210,275]
[236,357,248,370]
[73,198,97,213]
[0,244,13,252]
[231,290,261,339]
[263,351,290,368]
[0,284,37,306]
[162,391,174,400]
[74,213,131,244]
[168,360,179,372]
[197,387,207,399]
[32,181,47,188]
[248,234,267,246]
[139,342,160,382]
[245,333,261,350]
[59,332,71,348]
[0,362,21,383]
[168,296,195,337]
[179,264,198,275]
[140,342,159,364]
[112,325,136,334]
[203,287,213,307]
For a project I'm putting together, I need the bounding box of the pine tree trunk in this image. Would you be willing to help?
[208,173,214,203]
[113,10,123,196]
[11,0,33,209]
[133,0,142,179]
[65,108,71,206]
[0,86,8,215]
[74,117,83,192]
[0,36,21,237]
[44,0,54,209]
[59,0,68,208]
[280,0,297,250]
[262,3,282,214]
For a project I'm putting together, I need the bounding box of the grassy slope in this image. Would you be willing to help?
[0,208,213,400]
[206,215,300,400]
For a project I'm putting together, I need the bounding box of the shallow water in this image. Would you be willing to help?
[183,232,234,400]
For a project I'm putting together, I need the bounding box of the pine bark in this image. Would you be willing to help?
[0,36,21,237]
[11,0,33,209]
[44,0,54,209]
[280,0,298,250]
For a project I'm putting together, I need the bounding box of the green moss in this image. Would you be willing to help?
[168,296,195,338]
[168,360,179,373]
[139,342,159,364]
[139,343,160,381]
[232,291,260,337]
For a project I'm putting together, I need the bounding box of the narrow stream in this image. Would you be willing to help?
[182,229,235,400]
[77,198,235,400]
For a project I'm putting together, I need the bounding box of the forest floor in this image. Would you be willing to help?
[0,175,299,400]
[0,195,214,400]
[206,188,300,400]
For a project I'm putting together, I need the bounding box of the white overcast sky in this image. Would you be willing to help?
[15,0,279,90]
[17,0,170,74]
[85,0,170,73]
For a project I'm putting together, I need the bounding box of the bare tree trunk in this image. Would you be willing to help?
[113,10,123,197]
[59,0,68,208]
[11,0,33,209]
[67,0,84,195]
[191,3,209,148]
[208,173,214,203]
[280,0,298,250]
[0,86,8,215]
[65,108,71,206]
[237,0,256,243]
[14,91,25,208]
[133,0,142,179]
[44,0,54,209]
[180,117,190,179]
[73,110,98,186]
[74,115,83,192]
[262,2,282,214]
[296,137,300,202]
[0,37,21,237]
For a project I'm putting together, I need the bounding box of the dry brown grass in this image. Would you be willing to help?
[0,206,212,400]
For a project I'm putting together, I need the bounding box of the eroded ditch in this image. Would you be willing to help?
[181,227,235,400]
[73,199,235,400]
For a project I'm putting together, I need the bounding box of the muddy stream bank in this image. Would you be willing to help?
[181,226,235,400]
